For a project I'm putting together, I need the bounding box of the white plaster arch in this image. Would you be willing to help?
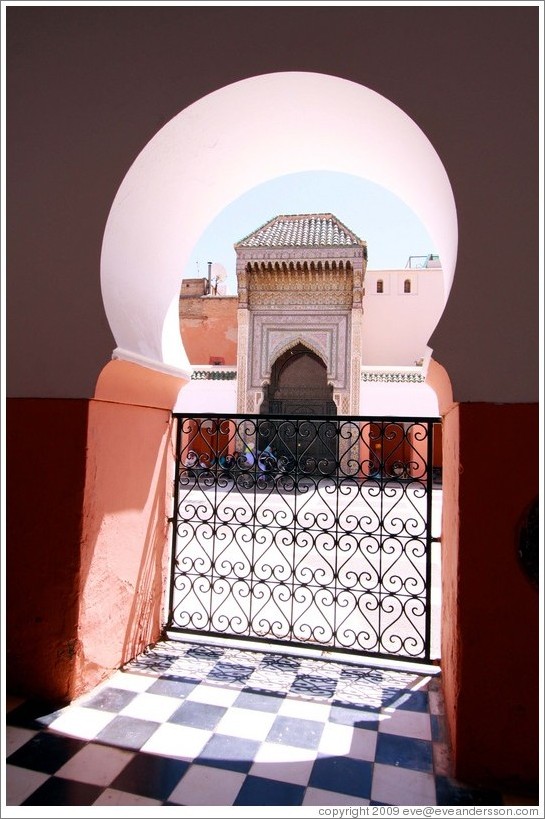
[100,72,457,379]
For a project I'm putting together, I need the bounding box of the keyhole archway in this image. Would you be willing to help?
[97,68,458,686]
[96,69,463,777]
[99,71,458,379]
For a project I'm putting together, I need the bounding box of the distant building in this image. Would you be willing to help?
[178,213,444,418]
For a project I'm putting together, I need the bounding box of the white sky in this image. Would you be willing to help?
[182,170,439,295]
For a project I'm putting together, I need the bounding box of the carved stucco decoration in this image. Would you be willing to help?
[239,313,361,415]
[235,245,365,265]
[251,313,348,390]
[361,370,426,383]
[246,268,356,309]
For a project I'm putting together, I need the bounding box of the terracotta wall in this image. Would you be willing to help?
[180,296,238,365]
[440,403,461,775]
[6,392,177,702]
[6,399,89,702]
[441,402,539,791]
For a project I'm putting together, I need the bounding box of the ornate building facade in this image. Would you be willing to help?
[235,213,367,417]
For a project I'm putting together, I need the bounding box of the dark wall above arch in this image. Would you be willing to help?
[6,5,538,402]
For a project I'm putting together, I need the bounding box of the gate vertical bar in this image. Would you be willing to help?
[378,421,385,654]
[167,414,183,630]
[332,418,341,649]
[424,420,434,663]
[290,418,299,641]
[249,418,259,638]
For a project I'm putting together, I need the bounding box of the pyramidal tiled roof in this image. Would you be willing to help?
[235,213,364,249]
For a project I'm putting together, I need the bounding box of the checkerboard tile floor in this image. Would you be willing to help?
[5,639,507,806]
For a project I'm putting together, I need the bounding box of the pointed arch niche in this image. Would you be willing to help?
[262,342,337,416]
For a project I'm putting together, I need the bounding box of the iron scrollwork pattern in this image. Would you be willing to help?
[168,413,439,662]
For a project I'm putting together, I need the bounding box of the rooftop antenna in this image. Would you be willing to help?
[211,263,228,295]
[207,261,212,295]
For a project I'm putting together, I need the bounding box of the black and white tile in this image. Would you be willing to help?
[5,639,507,807]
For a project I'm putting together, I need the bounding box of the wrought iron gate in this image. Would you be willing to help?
[167,413,440,663]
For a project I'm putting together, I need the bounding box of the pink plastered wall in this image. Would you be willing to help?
[6,363,188,701]
[74,399,173,695]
